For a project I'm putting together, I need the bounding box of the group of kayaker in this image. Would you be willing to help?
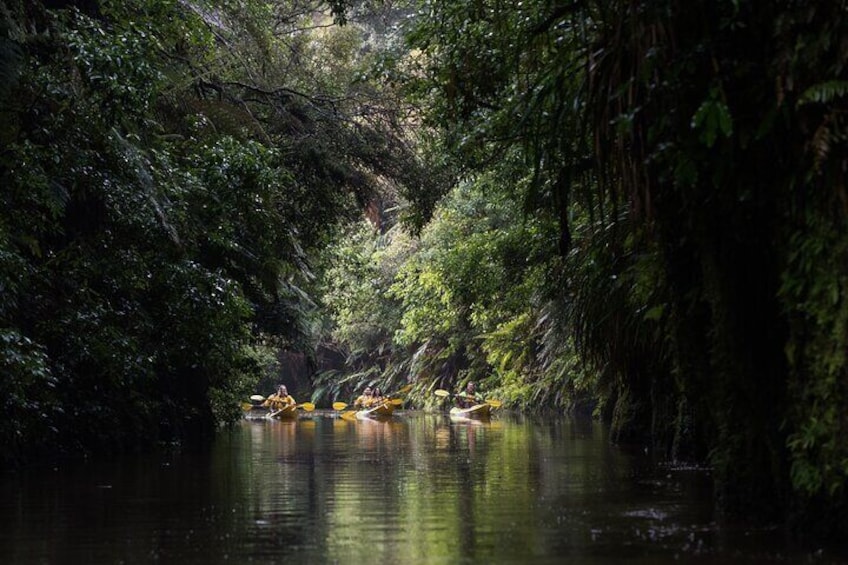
[350,382,482,408]
[259,383,393,410]
[259,381,484,411]
[348,381,483,409]
[353,386,388,408]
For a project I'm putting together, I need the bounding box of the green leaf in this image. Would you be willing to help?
[644,305,665,321]
[691,91,733,147]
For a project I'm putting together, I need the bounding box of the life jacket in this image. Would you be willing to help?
[354,394,370,408]
[457,393,479,408]
[266,393,295,410]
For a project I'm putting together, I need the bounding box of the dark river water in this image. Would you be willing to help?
[1,411,844,564]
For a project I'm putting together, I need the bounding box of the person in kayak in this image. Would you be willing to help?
[354,386,373,408]
[371,387,385,406]
[264,384,296,411]
[456,381,480,409]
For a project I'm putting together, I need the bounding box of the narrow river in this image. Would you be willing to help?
[0,411,840,563]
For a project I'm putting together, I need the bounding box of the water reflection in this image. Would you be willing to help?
[0,412,841,564]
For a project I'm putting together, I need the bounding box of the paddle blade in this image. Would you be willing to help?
[299,402,316,412]
[332,401,348,411]
[389,398,404,406]
[397,383,414,394]
[250,394,265,402]
[434,389,451,398]
[241,402,253,412]
[485,399,502,408]
[340,410,358,420]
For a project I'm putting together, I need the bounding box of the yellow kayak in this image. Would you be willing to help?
[355,402,395,420]
[268,404,298,419]
[450,404,492,419]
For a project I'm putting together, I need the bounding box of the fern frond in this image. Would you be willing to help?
[798,81,848,107]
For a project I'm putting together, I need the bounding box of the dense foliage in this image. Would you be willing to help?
[387,0,848,537]
[317,159,595,411]
[0,0,426,463]
[316,0,848,540]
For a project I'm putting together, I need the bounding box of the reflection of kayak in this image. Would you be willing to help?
[450,404,491,419]
[355,402,395,420]
[268,404,298,419]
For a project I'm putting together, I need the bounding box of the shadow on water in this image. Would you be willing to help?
[0,411,845,564]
